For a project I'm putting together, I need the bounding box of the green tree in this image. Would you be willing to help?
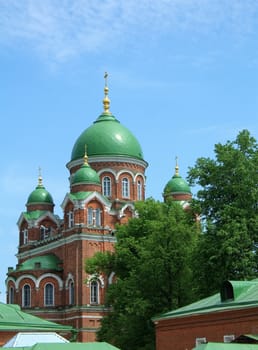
[188,129,258,297]
[86,199,198,350]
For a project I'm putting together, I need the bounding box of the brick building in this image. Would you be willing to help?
[5,75,192,342]
[153,279,258,350]
[5,76,149,342]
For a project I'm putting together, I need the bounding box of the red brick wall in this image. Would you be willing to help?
[155,307,258,350]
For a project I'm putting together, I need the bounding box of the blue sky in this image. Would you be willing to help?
[1,0,258,302]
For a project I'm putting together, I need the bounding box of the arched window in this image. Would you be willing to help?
[44,283,54,306]
[67,211,74,228]
[90,280,99,304]
[69,281,75,305]
[122,178,130,198]
[40,225,51,240]
[87,207,93,225]
[137,180,142,200]
[23,229,28,245]
[87,207,102,227]
[22,284,31,307]
[8,286,14,304]
[95,208,101,227]
[103,176,111,197]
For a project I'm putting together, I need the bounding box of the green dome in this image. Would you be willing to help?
[27,182,53,205]
[164,174,191,195]
[16,254,62,271]
[72,163,100,185]
[71,113,144,161]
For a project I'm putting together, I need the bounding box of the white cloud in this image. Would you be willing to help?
[0,0,257,62]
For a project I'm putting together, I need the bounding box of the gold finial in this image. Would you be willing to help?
[175,156,179,176]
[103,72,111,115]
[83,144,89,165]
[38,167,43,186]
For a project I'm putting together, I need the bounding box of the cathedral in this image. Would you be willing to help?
[5,75,192,342]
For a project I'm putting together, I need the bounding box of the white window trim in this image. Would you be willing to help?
[23,229,28,245]
[69,280,75,305]
[87,208,102,227]
[137,180,142,200]
[122,178,130,198]
[8,286,14,304]
[103,176,112,197]
[22,284,31,307]
[67,211,74,228]
[90,280,99,304]
[44,283,55,307]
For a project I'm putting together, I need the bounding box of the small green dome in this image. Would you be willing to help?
[72,163,100,185]
[27,177,53,205]
[164,174,191,195]
[71,113,144,161]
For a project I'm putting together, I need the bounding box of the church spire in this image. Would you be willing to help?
[38,167,43,187]
[83,144,89,165]
[175,156,179,176]
[103,72,111,115]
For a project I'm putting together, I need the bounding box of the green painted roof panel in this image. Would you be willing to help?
[16,254,62,272]
[1,342,121,350]
[154,280,258,321]
[23,210,48,221]
[0,304,72,332]
[69,192,92,201]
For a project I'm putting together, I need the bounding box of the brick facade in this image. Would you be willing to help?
[6,157,147,342]
[155,307,258,350]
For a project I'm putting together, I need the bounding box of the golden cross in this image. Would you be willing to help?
[104,72,108,86]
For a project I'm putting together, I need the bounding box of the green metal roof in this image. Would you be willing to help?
[193,342,258,350]
[71,164,100,185]
[163,174,191,195]
[27,185,53,205]
[0,303,72,332]
[71,113,144,161]
[153,280,258,321]
[1,342,121,350]
[69,192,93,201]
[16,254,62,272]
[23,210,48,221]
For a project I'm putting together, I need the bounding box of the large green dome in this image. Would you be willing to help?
[71,113,144,161]
[27,178,53,205]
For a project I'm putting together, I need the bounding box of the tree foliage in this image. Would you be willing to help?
[188,129,258,297]
[85,199,198,350]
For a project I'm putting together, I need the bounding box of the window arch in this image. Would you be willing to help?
[103,176,111,197]
[8,286,14,304]
[22,284,31,307]
[44,283,54,306]
[122,178,130,198]
[69,280,75,305]
[90,280,99,304]
[137,180,142,200]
